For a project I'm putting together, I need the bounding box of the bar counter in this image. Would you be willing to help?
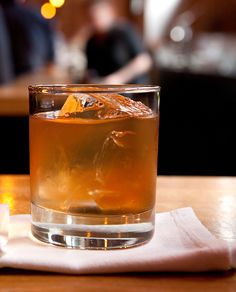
[0,175,236,290]
[0,66,71,116]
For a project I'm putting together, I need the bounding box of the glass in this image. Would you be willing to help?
[29,84,160,249]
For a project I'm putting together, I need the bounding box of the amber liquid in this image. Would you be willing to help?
[30,112,158,216]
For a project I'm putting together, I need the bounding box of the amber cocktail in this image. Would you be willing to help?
[29,85,160,249]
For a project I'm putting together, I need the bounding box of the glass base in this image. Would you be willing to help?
[31,203,155,250]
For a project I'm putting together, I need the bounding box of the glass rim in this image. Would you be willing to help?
[28,84,160,94]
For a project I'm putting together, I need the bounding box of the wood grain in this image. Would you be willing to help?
[0,175,236,291]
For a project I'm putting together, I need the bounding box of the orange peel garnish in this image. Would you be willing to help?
[60,95,83,116]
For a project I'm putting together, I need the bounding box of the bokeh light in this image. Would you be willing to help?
[49,0,65,8]
[41,3,56,19]
[0,177,15,210]
[1,192,14,210]
[170,26,185,42]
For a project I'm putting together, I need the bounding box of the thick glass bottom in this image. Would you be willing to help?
[31,203,155,250]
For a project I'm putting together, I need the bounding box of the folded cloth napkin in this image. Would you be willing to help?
[0,207,235,274]
[0,204,9,250]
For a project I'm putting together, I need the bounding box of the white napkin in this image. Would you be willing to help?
[0,204,9,252]
[0,207,235,274]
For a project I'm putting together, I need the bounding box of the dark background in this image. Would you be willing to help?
[1,0,236,175]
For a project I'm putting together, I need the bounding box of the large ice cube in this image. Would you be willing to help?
[59,93,153,119]
[93,130,136,183]
[89,129,139,211]
[59,94,104,118]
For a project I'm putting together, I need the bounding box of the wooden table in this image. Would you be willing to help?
[0,175,236,291]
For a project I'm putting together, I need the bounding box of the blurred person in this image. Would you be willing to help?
[84,0,152,84]
[0,0,55,77]
[54,31,87,83]
[0,5,13,84]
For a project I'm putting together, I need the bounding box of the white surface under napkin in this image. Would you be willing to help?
[0,207,235,274]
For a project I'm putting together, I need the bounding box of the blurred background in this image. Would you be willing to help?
[1,0,236,175]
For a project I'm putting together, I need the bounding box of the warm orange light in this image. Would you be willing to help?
[2,177,14,189]
[1,192,14,210]
[0,177,15,210]
[41,3,56,19]
[49,0,65,8]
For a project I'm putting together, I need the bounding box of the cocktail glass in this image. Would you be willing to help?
[29,84,160,249]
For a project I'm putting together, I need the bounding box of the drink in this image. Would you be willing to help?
[29,85,160,249]
[30,113,158,215]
